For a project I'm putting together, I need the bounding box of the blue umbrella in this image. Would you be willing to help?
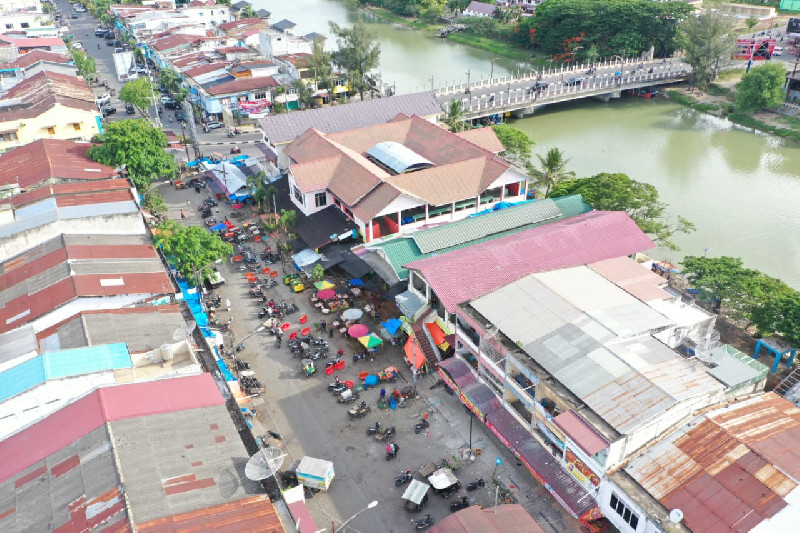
[349,278,364,287]
[381,318,403,336]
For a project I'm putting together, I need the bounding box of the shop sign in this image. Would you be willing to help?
[565,449,601,488]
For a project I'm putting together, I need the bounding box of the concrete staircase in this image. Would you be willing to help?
[411,312,440,367]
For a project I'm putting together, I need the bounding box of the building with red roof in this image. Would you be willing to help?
[0,373,284,532]
[0,49,75,91]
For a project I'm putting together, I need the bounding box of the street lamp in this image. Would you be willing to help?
[546,58,554,74]
[490,57,500,80]
[333,500,378,532]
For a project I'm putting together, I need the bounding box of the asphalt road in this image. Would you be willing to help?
[158,184,583,532]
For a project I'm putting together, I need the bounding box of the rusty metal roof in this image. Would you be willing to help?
[625,393,800,532]
[136,495,283,532]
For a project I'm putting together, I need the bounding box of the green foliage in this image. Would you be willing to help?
[239,5,258,18]
[280,209,298,232]
[310,264,325,282]
[119,76,155,113]
[309,42,333,91]
[443,100,469,132]
[735,62,786,112]
[247,171,278,212]
[524,0,692,58]
[666,89,721,112]
[68,45,97,78]
[153,220,233,284]
[680,9,737,88]
[550,173,695,250]
[330,22,381,101]
[728,113,800,143]
[745,15,759,31]
[492,124,534,169]
[529,147,574,198]
[159,68,183,94]
[293,79,315,110]
[142,187,167,216]
[682,256,800,345]
[87,119,177,190]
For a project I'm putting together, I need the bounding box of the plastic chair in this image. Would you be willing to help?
[335,360,345,370]
[344,380,354,389]
[281,322,291,331]
[261,267,271,274]
[301,327,311,336]
[254,235,262,242]
[325,365,335,375]
[270,271,279,278]
[299,314,308,324]
[289,331,298,340]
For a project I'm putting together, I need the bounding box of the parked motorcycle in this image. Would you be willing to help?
[415,514,435,530]
[449,496,470,513]
[348,401,371,419]
[366,421,382,436]
[466,478,485,491]
[337,389,359,404]
[352,352,366,363]
[328,377,345,393]
[375,425,396,442]
[394,469,412,486]
[236,360,250,370]
[414,418,430,435]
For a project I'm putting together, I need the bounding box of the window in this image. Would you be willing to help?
[0,131,18,142]
[609,493,640,530]
[292,185,304,205]
[254,92,266,100]
[21,22,30,29]
[314,192,327,208]
[46,127,55,135]
[5,24,12,30]
[72,123,81,131]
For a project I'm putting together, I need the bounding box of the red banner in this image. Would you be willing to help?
[734,38,776,60]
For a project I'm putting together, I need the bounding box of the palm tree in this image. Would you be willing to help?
[280,209,297,233]
[443,100,470,132]
[530,148,575,198]
[246,171,279,213]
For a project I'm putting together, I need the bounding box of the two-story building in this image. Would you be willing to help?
[284,114,531,246]
[0,71,100,152]
[258,25,312,61]
[0,49,74,91]
[218,17,267,50]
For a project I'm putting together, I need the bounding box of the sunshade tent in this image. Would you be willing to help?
[382,318,403,336]
[404,336,426,369]
[209,222,227,232]
[358,334,383,349]
[314,280,335,290]
[348,324,370,338]
[349,278,364,287]
[317,289,336,300]
[342,308,363,320]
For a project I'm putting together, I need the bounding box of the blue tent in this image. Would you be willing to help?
[209,222,227,232]
[381,318,403,336]
[349,278,364,287]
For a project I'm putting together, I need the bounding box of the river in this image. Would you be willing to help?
[253,0,800,288]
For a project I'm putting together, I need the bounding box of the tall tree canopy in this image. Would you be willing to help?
[530,147,574,198]
[88,119,177,190]
[119,76,155,114]
[153,220,233,284]
[550,172,694,249]
[492,124,534,170]
[521,0,692,58]
[680,8,737,88]
[735,62,787,112]
[329,22,381,101]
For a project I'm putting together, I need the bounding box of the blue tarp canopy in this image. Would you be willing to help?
[364,374,379,387]
[210,222,227,232]
[381,318,403,336]
[349,278,364,287]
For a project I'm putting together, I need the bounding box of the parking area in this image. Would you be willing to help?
[159,180,581,532]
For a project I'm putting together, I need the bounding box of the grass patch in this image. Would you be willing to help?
[729,113,800,142]
[707,83,733,98]
[446,32,533,62]
[667,90,721,111]
[781,115,800,129]
[717,69,745,81]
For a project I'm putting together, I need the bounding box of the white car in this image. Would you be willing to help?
[96,93,111,105]
[773,47,783,56]
[160,95,173,104]
[72,42,83,50]
[132,66,148,74]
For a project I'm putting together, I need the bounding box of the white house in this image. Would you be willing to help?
[463,1,496,17]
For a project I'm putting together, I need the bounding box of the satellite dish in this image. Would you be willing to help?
[245,446,286,481]
[172,320,197,341]
[688,321,723,364]
[669,509,684,523]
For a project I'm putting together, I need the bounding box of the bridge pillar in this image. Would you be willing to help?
[511,108,526,119]
[591,91,621,103]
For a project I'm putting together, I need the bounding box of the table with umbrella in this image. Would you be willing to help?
[314,280,335,290]
[348,323,370,338]
[358,333,384,355]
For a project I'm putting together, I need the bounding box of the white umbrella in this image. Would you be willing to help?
[342,308,364,320]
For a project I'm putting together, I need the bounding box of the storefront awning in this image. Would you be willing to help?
[437,357,476,391]
[460,382,501,421]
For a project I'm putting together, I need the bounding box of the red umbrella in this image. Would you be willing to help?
[348,324,370,338]
[317,289,336,299]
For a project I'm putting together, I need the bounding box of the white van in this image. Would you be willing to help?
[773,47,783,56]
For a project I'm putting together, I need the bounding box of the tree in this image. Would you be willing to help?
[280,209,297,233]
[142,187,167,216]
[239,5,258,18]
[119,76,155,115]
[329,22,381,101]
[680,8,737,88]
[550,173,695,249]
[153,220,233,285]
[308,42,333,93]
[159,68,182,94]
[745,16,759,32]
[247,171,278,212]
[293,79,315,110]
[69,47,97,78]
[735,62,786,112]
[443,100,470,132]
[87,119,177,190]
[753,290,800,347]
[529,147,574,198]
[492,124,534,170]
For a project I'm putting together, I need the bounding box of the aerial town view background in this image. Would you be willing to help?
[1,0,800,532]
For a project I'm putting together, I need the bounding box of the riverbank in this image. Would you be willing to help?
[363,6,534,62]
[665,70,800,143]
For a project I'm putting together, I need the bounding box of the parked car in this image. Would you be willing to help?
[203,121,224,133]
[160,95,173,104]
[105,33,115,41]
[96,93,110,105]
[125,103,135,115]
[565,77,585,86]
[531,81,549,91]
[72,42,83,50]
[175,110,186,122]
[102,105,116,117]
[114,47,124,54]
[94,28,108,37]
[106,39,116,46]
[164,100,179,110]
[131,65,148,74]
[70,13,78,19]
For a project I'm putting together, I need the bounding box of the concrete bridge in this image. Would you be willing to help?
[435,58,691,120]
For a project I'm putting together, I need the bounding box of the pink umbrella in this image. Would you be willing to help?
[317,289,336,300]
[348,324,370,338]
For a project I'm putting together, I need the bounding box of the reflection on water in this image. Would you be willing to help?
[514,99,800,288]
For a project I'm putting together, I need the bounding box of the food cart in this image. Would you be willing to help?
[296,456,335,491]
[428,467,461,497]
[402,479,430,512]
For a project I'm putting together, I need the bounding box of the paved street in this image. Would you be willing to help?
[159,183,582,532]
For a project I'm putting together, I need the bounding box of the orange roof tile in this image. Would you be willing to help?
[455,127,505,153]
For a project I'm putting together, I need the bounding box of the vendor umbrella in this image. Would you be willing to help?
[358,333,383,349]
[348,324,370,338]
[381,318,403,336]
[317,289,336,300]
[342,308,363,321]
[349,278,364,287]
[314,280,335,290]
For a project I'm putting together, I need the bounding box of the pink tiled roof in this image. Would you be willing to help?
[405,211,655,312]
[588,256,671,302]
[455,127,505,153]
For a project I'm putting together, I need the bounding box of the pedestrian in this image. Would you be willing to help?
[320,320,327,333]
[337,348,344,359]
[187,200,191,210]
[226,298,231,313]
[380,388,386,400]
[180,209,185,219]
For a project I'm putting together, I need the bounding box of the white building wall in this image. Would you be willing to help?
[258,30,312,60]
[25,294,158,333]
[598,480,664,533]
[181,5,233,28]
[0,11,49,30]
[1,0,42,14]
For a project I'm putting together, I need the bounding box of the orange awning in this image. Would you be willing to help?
[404,336,426,369]
[425,321,446,346]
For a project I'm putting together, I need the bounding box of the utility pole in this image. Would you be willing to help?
[429,75,435,91]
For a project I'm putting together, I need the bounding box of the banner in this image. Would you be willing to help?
[565,449,602,488]
[733,38,776,60]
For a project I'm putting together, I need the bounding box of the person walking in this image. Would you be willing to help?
[180,209,185,219]
[187,200,191,210]
[226,298,231,313]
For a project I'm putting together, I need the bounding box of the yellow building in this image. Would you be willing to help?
[0,70,101,152]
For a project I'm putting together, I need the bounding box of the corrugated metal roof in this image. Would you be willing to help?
[259,92,442,144]
[429,503,546,533]
[553,410,609,456]
[0,139,116,189]
[0,343,131,402]
[587,256,671,302]
[408,211,654,313]
[413,199,562,253]
[366,141,433,174]
[625,394,800,533]
[137,495,283,532]
[471,265,724,434]
[707,344,768,388]
[0,325,37,365]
